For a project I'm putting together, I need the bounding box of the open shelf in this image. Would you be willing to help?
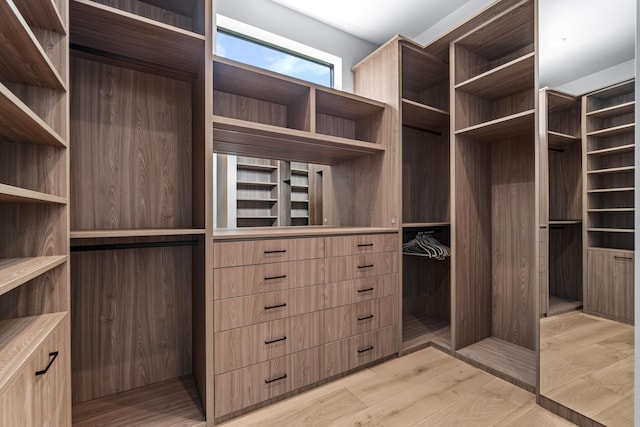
[401,99,449,132]
[70,228,206,239]
[547,295,582,316]
[401,43,449,112]
[236,163,277,171]
[588,187,634,193]
[456,336,535,392]
[0,256,67,298]
[0,0,65,89]
[0,313,67,397]
[72,375,205,427]
[402,315,450,353]
[548,131,579,147]
[588,208,634,213]
[586,123,635,138]
[587,101,635,119]
[0,183,66,204]
[13,0,66,33]
[403,222,451,228]
[237,198,277,203]
[70,0,205,74]
[587,144,635,156]
[213,115,386,165]
[588,228,634,233]
[587,166,634,175]
[236,180,277,188]
[0,82,67,147]
[549,220,582,225]
[455,53,534,100]
[455,109,535,141]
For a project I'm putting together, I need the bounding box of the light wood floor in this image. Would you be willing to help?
[221,347,575,426]
[540,311,634,427]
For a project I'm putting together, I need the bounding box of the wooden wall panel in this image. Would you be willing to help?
[548,225,582,301]
[4,83,67,139]
[0,264,68,318]
[69,57,192,230]
[549,143,582,220]
[491,137,535,350]
[70,246,193,403]
[0,204,67,257]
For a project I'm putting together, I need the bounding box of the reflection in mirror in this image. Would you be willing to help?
[538,1,635,425]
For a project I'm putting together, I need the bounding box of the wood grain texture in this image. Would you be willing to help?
[324,252,398,283]
[402,253,450,324]
[70,246,193,403]
[548,224,582,302]
[324,274,398,308]
[400,43,449,111]
[0,256,66,298]
[549,141,582,220]
[324,233,397,257]
[0,203,67,258]
[0,184,66,204]
[212,227,397,241]
[13,0,66,33]
[213,237,324,268]
[325,295,398,343]
[89,0,193,31]
[585,248,634,323]
[70,57,192,231]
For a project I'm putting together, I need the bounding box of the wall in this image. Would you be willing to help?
[552,60,635,96]
[213,0,376,92]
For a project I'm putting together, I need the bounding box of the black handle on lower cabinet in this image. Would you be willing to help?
[264,303,287,310]
[265,336,287,345]
[357,314,374,321]
[265,275,287,281]
[264,249,286,254]
[265,373,287,384]
[357,346,374,354]
[35,351,59,376]
[358,264,374,269]
[357,287,374,293]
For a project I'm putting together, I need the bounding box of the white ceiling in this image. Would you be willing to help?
[270,0,635,90]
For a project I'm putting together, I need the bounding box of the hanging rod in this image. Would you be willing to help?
[71,239,199,252]
[402,124,442,136]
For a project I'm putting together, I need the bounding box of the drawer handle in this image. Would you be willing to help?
[357,345,374,354]
[265,275,287,281]
[615,256,633,260]
[358,264,374,269]
[265,303,287,310]
[357,314,374,321]
[357,243,374,247]
[265,336,287,345]
[265,373,287,384]
[35,351,59,376]
[357,287,374,293]
[264,249,287,254]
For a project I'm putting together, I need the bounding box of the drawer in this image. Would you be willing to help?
[214,311,324,374]
[324,325,397,378]
[325,233,398,257]
[214,285,324,331]
[214,347,323,417]
[214,259,324,300]
[214,238,324,268]
[325,295,398,342]
[325,252,398,283]
[325,274,397,308]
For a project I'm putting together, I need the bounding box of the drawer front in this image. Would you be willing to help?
[325,252,398,283]
[214,238,324,268]
[214,347,323,417]
[325,233,398,257]
[214,259,325,300]
[214,311,324,374]
[325,295,398,342]
[324,325,397,378]
[0,316,71,427]
[325,274,398,308]
[214,285,324,332]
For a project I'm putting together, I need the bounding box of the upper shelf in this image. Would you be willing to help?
[455,109,535,141]
[586,123,635,138]
[13,0,66,34]
[70,228,207,239]
[0,183,67,204]
[548,131,579,148]
[70,0,205,75]
[455,53,534,100]
[0,256,67,298]
[0,0,66,89]
[587,101,635,119]
[402,99,449,133]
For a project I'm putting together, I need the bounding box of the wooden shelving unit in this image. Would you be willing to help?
[0,0,71,424]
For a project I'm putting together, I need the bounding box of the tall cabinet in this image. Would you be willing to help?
[583,80,635,324]
[0,0,71,424]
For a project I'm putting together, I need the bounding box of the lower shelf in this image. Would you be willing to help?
[456,337,535,392]
[72,376,205,427]
[402,314,450,353]
[548,295,583,316]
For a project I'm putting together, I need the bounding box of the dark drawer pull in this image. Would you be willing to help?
[264,249,286,254]
[265,336,287,345]
[358,264,374,269]
[614,256,633,260]
[265,303,287,310]
[357,314,374,321]
[357,243,374,247]
[35,351,58,376]
[265,275,287,281]
[357,287,374,293]
[265,373,287,384]
[357,345,374,354]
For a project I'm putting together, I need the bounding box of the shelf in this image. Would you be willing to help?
[456,336,536,392]
[291,200,309,203]
[213,115,386,165]
[290,168,309,175]
[548,131,579,147]
[588,247,635,253]
[587,208,634,213]
[213,226,399,241]
[0,0,65,89]
[402,315,450,353]
[291,216,309,219]
[237,216,277,220]
[237,198,277,203]
[586,123,635,138]
[547,295,583,317]
[0,183,66,204]
[401,99,449,132]
[70,229,206,239]
[548,220,582,225]
[455,53,535,100]
[587,166,634,175]
[0,256,67,298]
[236,163,277,171]
[588,228,634,233]
[587,101,635,119]
[403,222,450,228]
[14,0,66,33]
[455,109,535,141]
[291,184,309,190]
[588,187,635,193]
[587,144,635,156]
[0,313,67,397]
[236,181,277,188]
[70,0,205,74]
[72,375,205,427]
[0,82,67,147]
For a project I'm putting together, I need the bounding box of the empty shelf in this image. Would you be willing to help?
[587,166,634,175]
[0,183,66,204]
[70,229,206,239]
[455,53,535,100]
[402,315,450,353]
[455,109,535,141]
[587,101,635,119]
[14,0,66,33]
[548,220,582,225]
[588,187,634,193]
[401,99,449,132]
[587,123,635,137]
[588,228,634,233]
[237,198,277,203]
[236,181,277,188]
[0,256,67,297]
[236,163,278,171]
[290,168,309,174]
[587,144,635,156]
[403,222,450,228]
[548,131,579,147]
[587,208,634,213]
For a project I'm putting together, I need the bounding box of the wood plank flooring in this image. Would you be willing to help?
[540,311,634,427]
[221,347,575,426]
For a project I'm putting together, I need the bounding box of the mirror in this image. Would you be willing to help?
[538,1,635,425]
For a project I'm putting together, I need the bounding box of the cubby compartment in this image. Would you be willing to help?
[588,189,634,210]
[315,89,384,143]
[586,130,634,153]
[547,224,582,315]
[587,168,634,190]
[588,231,634,251]
[587,211,634,230]
[454,87,535,131]
[401,44,449,112]
[585,80,635,112]
[548,142,581,221]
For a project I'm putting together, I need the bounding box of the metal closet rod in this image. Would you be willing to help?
[71,239,199,252]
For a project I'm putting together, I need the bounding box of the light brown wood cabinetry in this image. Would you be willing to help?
[586,248,634,323]
[214,237,324,268]
[324,274,398,308]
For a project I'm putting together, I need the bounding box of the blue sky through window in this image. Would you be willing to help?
[216,31,333,87]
